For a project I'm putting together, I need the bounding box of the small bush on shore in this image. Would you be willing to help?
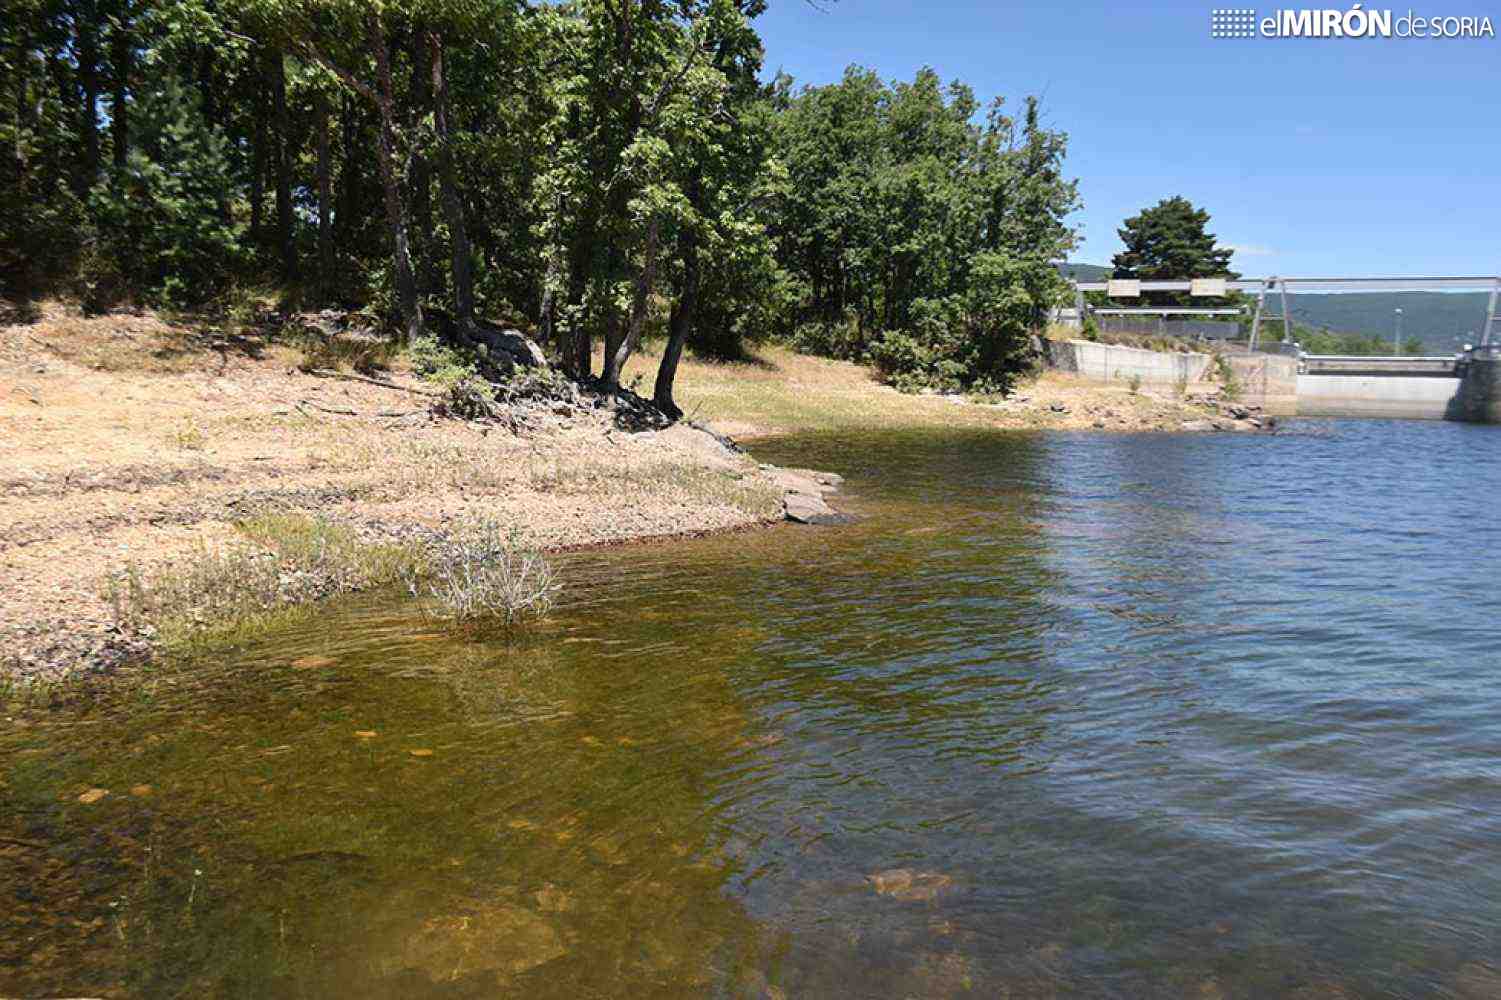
[402,520,558,628]
[1214,354,1243,402]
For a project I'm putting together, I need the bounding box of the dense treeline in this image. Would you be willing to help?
[1293,326,1426,356]
[768,67,1078,391]
[1,0,1078,407]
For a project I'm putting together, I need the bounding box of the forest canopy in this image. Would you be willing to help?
[1,0,1080,406]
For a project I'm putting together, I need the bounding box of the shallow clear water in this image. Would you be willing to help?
[5,419,1501,997]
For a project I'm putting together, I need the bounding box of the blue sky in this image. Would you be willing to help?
[755,0,1501,278]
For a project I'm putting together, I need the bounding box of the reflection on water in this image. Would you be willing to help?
[5,420,1501,997]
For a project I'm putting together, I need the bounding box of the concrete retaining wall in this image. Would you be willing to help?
[1228,354,1298,416]
[1045,339,1212,387]
[1297,375,1461,420]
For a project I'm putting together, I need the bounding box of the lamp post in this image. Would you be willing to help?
[1393,308,1404,355]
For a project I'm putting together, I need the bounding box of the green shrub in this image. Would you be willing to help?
[788,318,864,361]
[0,172,88,300]
[1214,354,1243,402]
[86,78,247,306]
[862,253,1061,395]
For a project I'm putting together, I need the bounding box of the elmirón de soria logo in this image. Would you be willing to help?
[1212,4,1496,37]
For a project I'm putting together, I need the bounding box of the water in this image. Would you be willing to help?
[5,419,1501,998]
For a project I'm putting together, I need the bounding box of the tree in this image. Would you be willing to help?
[765,65,1077,393]
[1111,196,1236,307]
[2,0,1084,412]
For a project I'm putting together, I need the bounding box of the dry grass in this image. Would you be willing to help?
[616,341,1209,438]
[105,512,563,649]
[104,514,426,647]
[616,343,991,438]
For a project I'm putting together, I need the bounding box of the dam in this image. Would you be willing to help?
[1045,339,1501,423]
[1297,348,1501,421]
[1064,274,1501,423]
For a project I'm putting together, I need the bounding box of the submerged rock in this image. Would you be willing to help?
[866,868,954,902]
[387,906,565,982]
[1286,982,1358,999]
[1456,963,1501,999]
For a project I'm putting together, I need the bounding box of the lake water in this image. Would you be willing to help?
[4,419,1501,998]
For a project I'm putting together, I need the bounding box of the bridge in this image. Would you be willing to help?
[1301,355,1459,377]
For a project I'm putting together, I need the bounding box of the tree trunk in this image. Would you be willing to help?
[76,0,100,191]
[538,255,558,356]
[13,16,29,180]
[198,48,229,223]
[334,93,357,245]
[569,270,591,376]
[250,71,265,245]
[654,226,697,418]
[109,1,129,169]
[562,234,593,377]
[271,49,295,280]
[409,30,434,289]
[604,217,658,390]
[600,308,624,386]
[427,31,473,336]
[315,89,333,298]
[369,17,422,342]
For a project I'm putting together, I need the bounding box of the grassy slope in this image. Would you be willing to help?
[621,341,1211,439]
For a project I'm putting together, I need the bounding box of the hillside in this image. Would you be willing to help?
[1281,292,1491,350]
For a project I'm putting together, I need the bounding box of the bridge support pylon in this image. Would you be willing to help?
[1457,349,1501,423]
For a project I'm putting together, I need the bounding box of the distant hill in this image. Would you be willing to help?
[1058,262,1112,282]
[1277,292,1491,351]
[1060,264,1493,351]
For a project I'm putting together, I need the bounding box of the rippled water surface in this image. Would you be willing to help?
[5,419,1501,998]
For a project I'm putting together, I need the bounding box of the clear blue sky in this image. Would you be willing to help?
[755,0,1501,278]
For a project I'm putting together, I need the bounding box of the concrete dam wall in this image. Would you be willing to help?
[1046,339,1501,423]
[1297,375,1461,420]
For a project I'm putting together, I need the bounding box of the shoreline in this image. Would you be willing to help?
[2,302,1238,691]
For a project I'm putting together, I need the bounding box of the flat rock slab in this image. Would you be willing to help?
[774,466,855,525]
[783,490,856,526]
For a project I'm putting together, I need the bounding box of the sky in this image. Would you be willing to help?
[754,0,1501,279]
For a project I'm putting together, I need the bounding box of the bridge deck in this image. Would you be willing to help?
[1301,355,1459,377]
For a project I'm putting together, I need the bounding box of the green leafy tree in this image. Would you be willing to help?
[767,66,1077,392]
